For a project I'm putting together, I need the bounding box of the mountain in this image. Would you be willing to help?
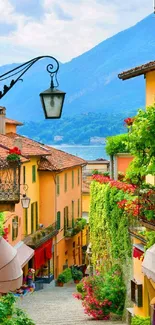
[0,14,155,143]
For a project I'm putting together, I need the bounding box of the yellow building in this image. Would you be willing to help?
[0,108,87,287]
[119,61,155,322]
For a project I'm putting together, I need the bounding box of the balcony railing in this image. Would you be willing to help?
[0,158,20,203]
[24,222,58,248]
[64,218,86,239]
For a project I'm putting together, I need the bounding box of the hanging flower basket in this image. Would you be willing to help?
[7,147,21,162]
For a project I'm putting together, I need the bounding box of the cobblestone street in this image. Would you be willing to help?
[19,281,126,325]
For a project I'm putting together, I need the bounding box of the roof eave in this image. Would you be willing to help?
[118,65,155,81]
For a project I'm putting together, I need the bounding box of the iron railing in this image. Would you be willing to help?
[0,158,20,203]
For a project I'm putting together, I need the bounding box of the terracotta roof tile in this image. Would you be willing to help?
[5,133,51,157]
[5,118,23,126]
[5,133,86,171]
[118,60,155,80]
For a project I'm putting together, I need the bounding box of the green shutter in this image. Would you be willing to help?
[25,209,28,235]
[72,201,74,227]
[64,173,67,192]
[57,211,61,230]
[32,165,36,183]
[78,169,80,185]
[72,170,74,188]
[78,199,80,217]
[36,202,38,230]
[31,203,34,233]
[56,175,60,195]
[23,166,26,184]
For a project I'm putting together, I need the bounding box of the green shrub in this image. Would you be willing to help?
[57,273,66,283]
[0,293,35,325]
[57,268,72,284]
[71,268,83,281]
[105,133,128,156]
[131,315,151,325]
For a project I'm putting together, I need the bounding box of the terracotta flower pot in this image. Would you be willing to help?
[74,279,80,284]
[58,282,64,287]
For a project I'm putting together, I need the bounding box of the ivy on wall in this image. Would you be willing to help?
[89,180,133,273]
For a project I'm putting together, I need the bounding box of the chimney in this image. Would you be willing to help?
[0,107,6,135]
[14,137,22,151]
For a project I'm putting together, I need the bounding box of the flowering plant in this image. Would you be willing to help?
[73,266,126,320]
[7,147,21,161]
[124,117,135,126]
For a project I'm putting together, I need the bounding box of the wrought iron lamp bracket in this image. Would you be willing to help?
[0,55,59,99]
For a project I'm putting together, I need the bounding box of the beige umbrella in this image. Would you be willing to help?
[0,237,23,293]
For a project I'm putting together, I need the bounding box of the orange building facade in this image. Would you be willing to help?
[0,108,87,288]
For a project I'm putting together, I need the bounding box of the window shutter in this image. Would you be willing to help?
[72,170,74,188]
[131,280,143,307]
[23,166,26,184]
[57,211,61,230]
[131,280,136,302]
[32,165,36,183]
[31,203,34,233]
[25,209,28,235]
[36,202,38,230]
[137,284,143,307]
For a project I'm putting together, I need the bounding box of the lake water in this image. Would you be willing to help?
[52,145,109,161]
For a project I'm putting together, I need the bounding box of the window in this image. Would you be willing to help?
[56,175,60,195]
[23,166,26,184]
[32,165,36,183]
[72,200,74,227]
[12,216,18,241]
[25,209,28,235]
[131,280,143,307]
[78,169,80,185]
[72,170,74,189]
[78,199,80,217]
[57,211,61,230]
[64,173,67,192]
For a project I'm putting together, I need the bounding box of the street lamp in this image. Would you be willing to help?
[0,55,66,119]
[21,194,31,209]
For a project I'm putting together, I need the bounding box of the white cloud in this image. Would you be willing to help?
[0,0,153,65]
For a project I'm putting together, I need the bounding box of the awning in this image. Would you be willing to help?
[0,237,23,293]
[133,244,144,260]
[34,239,52,269]
[15,242,34,268]
[142,244,155,282]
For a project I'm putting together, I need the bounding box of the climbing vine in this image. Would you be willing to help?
[89,178,133,273]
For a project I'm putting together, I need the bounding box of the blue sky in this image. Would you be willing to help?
[0,0,153,65]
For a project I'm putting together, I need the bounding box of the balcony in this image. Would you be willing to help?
[64,218,86,239]
[0,158,20,211]
[24,222,58,248]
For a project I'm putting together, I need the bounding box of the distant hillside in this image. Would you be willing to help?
[1,14,155,142]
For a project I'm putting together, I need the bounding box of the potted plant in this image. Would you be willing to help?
[72,268,83,284]
[57,273,66,287]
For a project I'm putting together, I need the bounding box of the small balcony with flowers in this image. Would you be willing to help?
[24,222,58,249]
[64,218,87,240]
[0,146,21,212]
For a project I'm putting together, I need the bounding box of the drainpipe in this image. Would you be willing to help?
[0,107,6,135]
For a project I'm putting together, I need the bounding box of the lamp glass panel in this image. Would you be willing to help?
[21,197,30,209]
[43,94,63,117]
